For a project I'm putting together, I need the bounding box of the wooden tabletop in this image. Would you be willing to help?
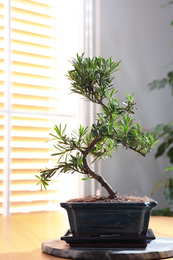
[0,211,173,260]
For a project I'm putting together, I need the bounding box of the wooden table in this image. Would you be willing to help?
[0,212,173,260]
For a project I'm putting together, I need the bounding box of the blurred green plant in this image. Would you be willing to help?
[149,0,173,205]
[151,122,173,204]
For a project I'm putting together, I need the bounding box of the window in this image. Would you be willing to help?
[0,0,84,215]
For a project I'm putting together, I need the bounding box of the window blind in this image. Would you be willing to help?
[0,0,84,215]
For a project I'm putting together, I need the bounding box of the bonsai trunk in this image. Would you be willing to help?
[82,138,117,199]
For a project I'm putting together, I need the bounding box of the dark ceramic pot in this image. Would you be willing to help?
[60,200,157,238]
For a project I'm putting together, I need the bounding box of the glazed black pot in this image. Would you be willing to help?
[60,200,157,238]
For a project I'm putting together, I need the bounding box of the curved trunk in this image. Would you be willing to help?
[83,156,117,198]
[82,138,117,198]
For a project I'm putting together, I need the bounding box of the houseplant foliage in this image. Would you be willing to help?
[37,53,157,200]
[149,1,173,205]
[150,120,173,205]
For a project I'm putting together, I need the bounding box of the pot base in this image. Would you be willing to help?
[61,229,155,248]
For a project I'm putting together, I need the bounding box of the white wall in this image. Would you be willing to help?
[99,0,173,209]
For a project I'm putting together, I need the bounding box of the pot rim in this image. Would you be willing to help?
[60,199,157,207]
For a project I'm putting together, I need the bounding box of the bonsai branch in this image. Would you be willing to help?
[115,138,147,157]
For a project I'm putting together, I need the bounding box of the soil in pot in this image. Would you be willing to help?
[67,195,151,203]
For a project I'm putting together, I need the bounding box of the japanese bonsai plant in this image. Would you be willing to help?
[37,54,158,244]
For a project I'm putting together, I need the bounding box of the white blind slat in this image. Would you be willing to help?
[1,0,84,215]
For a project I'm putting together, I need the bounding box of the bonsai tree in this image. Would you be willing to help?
[36,54,157,199]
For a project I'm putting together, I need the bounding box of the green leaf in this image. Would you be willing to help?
[154,124,164,135]
[164,178,173,205]
[148,78,167,91]
[35,174,51,191]
[167,147,173,163]
[151,170,170,196]
[35,174,41,180]
[155,142,168,158]
[163,122,173,134]
[151,179,165,196]
[168,71,173,78]
[165,166,173,171]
